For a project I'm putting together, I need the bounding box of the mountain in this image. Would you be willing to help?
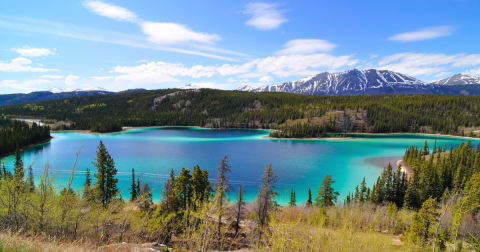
[48,87,108,93]
[238,69,480,96]
[0,89,114,106]
[238,69,436,95]
[429,74,480,85]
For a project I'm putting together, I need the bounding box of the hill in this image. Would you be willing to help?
[1,89,480,137]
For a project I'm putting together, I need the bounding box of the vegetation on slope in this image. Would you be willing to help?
[1,140,480,251]
[2,89,480,136]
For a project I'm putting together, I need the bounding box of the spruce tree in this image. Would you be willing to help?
[289,189,296,206]
[359,177,367,203]
[130,168,137,202]
[215,156,232,237]
[27,164,35,192]
[234,184,246,236]
[83,168,92,201]
[13,147,24,179]
[92,141,118,205]
[256,163,278,241]
[306,188,313,207]
[173,167,192,210]
[314,174,340,207]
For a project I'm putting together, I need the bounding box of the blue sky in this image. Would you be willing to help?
[1,0,480,94]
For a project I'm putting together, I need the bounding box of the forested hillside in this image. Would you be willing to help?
[1,89,480,136]
[0,117,51,157]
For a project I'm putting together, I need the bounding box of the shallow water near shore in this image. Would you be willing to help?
[1,127,479,204]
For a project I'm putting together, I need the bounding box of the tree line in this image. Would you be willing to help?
[0,118,51,156]
[3,89,480,137]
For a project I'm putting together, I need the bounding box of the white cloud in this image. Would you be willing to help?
[92,76,114,80]
[227,77,238,82]
[435,72,452,78]
[377,52,480,76]
[259,76,273,82]
[243,3,288,30]
[0,57,59,72]
[180,82,232,90]
[141,21,221,45]
[388,26,455,42]
[65,75,79,86]
[12,46,56,57]
[42,75,64,79]
[370,54,378,59]
[110,53,358,84]
[464,67,480,76]
[275,39,337,55]
[0,79,53,90]
[83,1,138,22]
[0,15,235,60]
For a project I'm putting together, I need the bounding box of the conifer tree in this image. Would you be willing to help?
[289,189,296,206]
[92,141,118,205]
[130,168,137,202]
[256,163,278,241]
[405,197,439,247]
[306,188,313,207]
[83,167,92,200]
[173,167,192,210]
[314,174,340,207]
[27,164,35,192]
[215,156,232,237]
[161,169,176,211]
[234,184,246,236]
[359,177,367,203]
[13,147,24,179]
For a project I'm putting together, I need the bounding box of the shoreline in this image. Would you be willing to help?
[49,125,480,141]
[396,159,412,179]
[0,136,53,159]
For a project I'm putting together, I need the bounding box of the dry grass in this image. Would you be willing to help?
[0,232,94,252]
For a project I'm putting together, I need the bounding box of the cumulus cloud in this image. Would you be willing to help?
[464,67,480,76]
[141,21,221,45]
[83,1,138,22]
[243,3,288,30]
[110,54,358,84]
[12,46,56,57]
[276,39,336,55]
[377,52,480,76]
[42,75,64,79]
[0,79,53,90]
[388,26,455,42]
[0,57,59,72]
[92,76,114,80]
[65,75,80,86]
[259,76,274,82]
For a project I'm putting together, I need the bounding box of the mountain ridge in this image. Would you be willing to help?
[237,69,480,95]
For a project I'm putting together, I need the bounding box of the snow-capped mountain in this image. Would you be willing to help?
[48,87,108,93]
[238,69,433,95]
[429,74,480,86]
[48,87,74,93]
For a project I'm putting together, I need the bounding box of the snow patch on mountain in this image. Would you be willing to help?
[429,74,480,85]
[48,87,107,93]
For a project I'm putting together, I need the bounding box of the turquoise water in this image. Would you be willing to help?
[1,127,478,204]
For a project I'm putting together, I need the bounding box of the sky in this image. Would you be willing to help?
[1,0,480,94]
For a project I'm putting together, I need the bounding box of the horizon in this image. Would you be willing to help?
[1,0,480,94]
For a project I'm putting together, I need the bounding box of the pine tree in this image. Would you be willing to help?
[314,174,340,207]
[215,156,232,237]
[27,164,35,192]
[234,184,246,236]
[83,167,92,200]
[359,177,367,203]
[130,168,137,202]
[306,188,313,207]
[289,189,296,206]
[13,147,24,179]
[92,141,118,205]
[256,163,278,241]
[173,167,192,210]
[161,169,176,211]
[405,197,439,247]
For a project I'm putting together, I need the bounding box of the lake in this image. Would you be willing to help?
[1,127,478,204]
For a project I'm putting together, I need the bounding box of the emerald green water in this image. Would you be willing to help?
[1,127,478,204]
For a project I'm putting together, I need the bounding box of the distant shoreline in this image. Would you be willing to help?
[0,136,53,159]
[49,126,480,141]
